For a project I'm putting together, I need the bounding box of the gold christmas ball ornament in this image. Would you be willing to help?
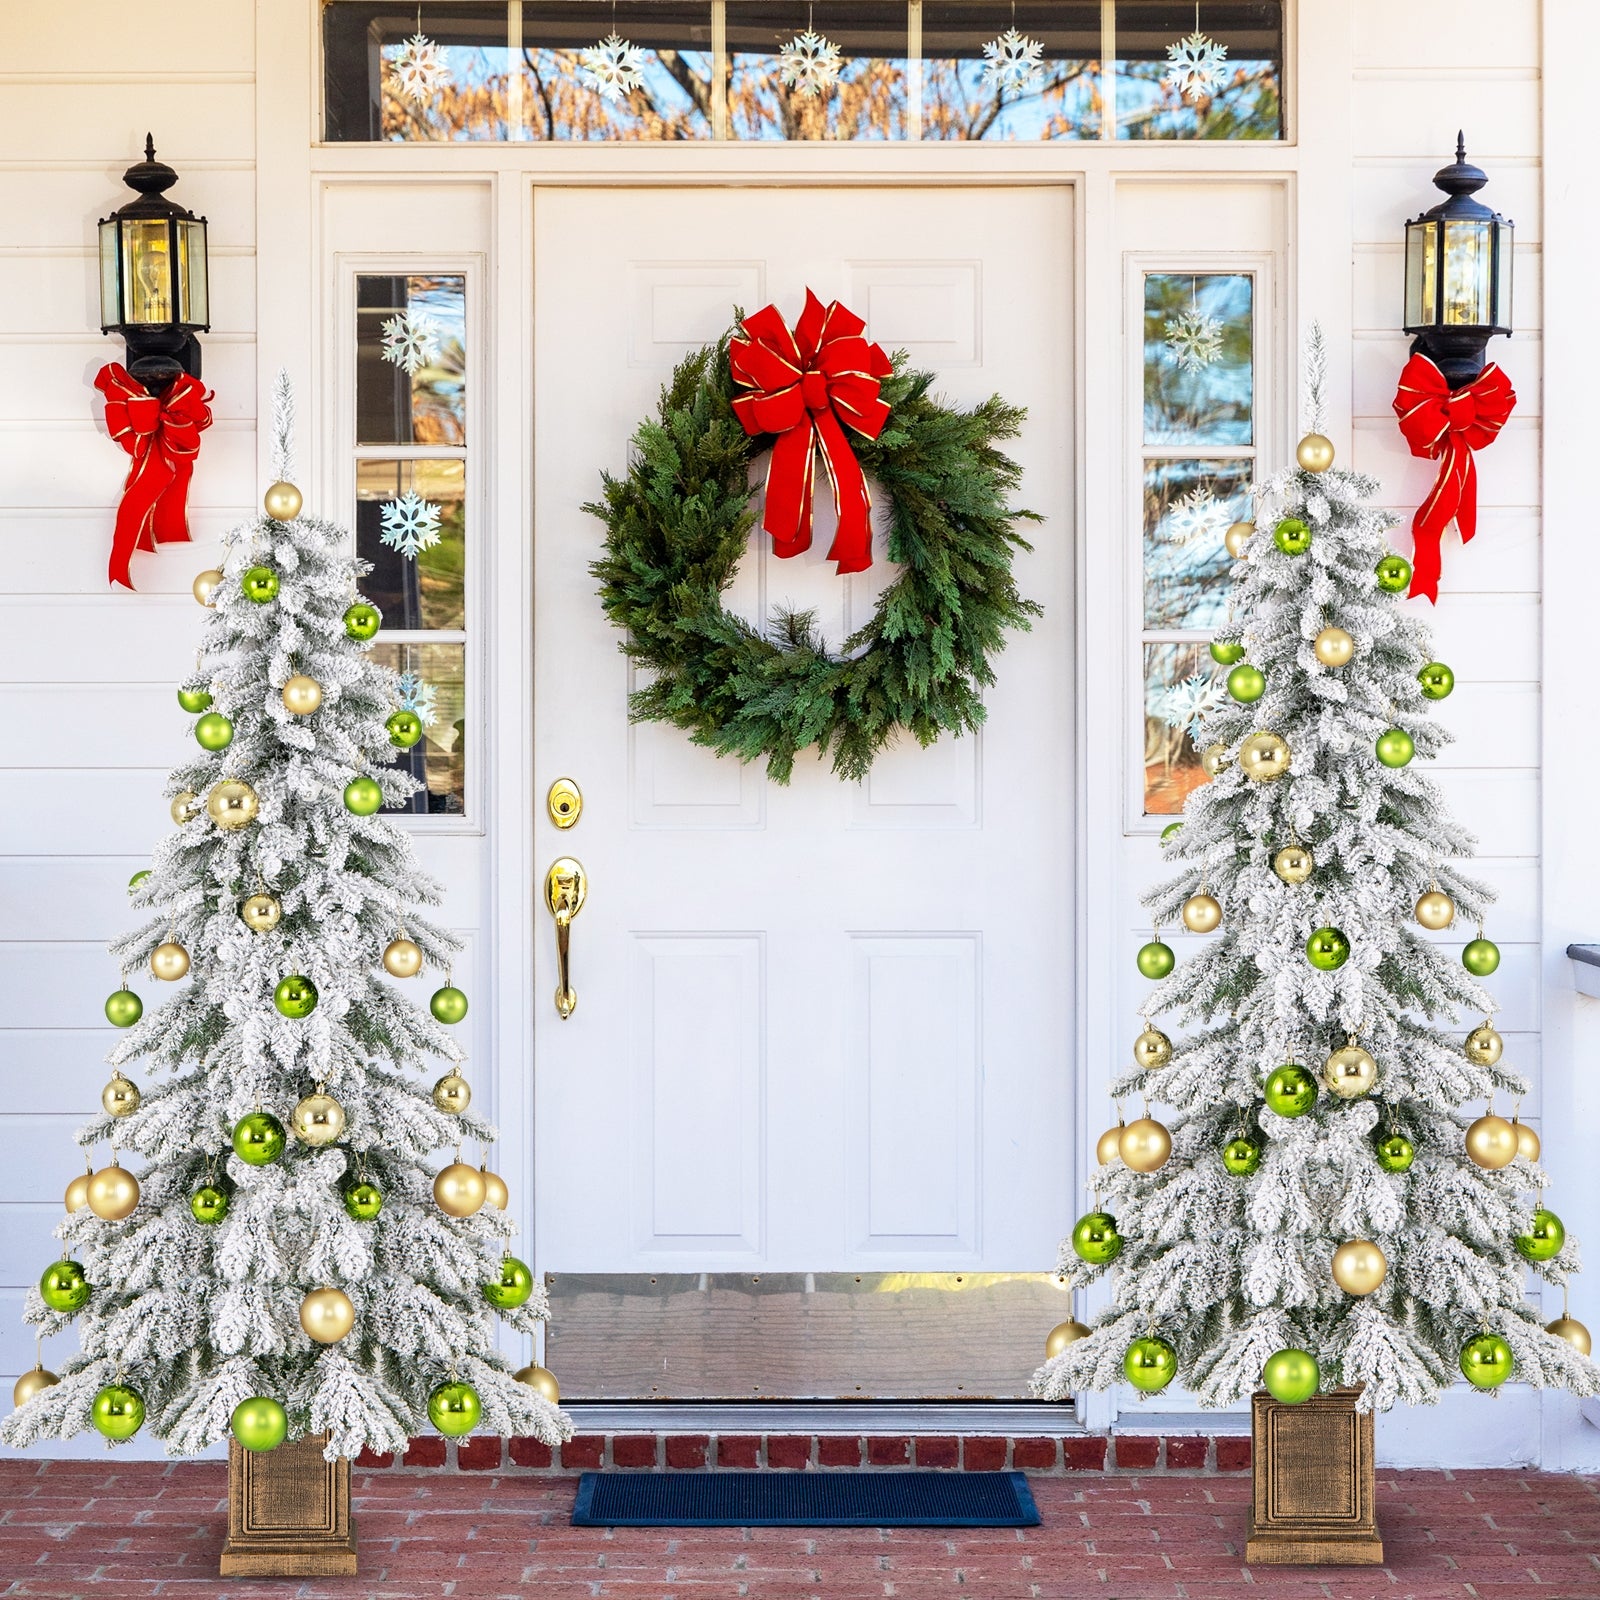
[1296,432,1335,473]
[434,1161,488,1218]
[13,1365,59,1407]
[299,1286,355,1345]
[1323,1043,1378,1100]
[292,1089,347,1147]
[150,940,190,982]
[481,1167,510,1210]
[1119,1116,1173,1173]
[1224,520,1254,559]
[382,937,424,978]
[1513,1119,1541,1163]
[1239,731,1292,783]
[515,1364,560,1405]
[87,1161,141,1222]
[206,780,260,830]
[240,893,282,932]
[1465,1023,1503,1067]
[432,1072,471,1115]
[65,1162,94,1213]
[1331,1239,1387,1297]
[1547,1316,1593,1357]
[101,1072,140,1118]
[1465,1113,1519,1170]
[170,789,201,825]
[1096,1122,1126,1167]
[192,568,224,606]
[1415,889,1456,931]
[1181,893,1222,934]
[1133,1028,1173,1070]
[1312,626,1354,668]
[1045,1319,1092,1359]
[263,480,304,522]
[1201,742,1229,777]
[1273,844,1314,885]
[281,674,323,716]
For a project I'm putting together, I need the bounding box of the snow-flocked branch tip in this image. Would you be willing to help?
[1303,321,1329,436]
[270,369,295,484]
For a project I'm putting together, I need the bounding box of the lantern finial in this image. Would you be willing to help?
[1455,128,1465,165]
[144,131,155,162]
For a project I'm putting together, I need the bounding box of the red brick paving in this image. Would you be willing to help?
[1,1459,1597,1599]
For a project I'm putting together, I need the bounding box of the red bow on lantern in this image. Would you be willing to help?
[1391,352,1516,604]
[94,362,214,591]
[729,289,894,575]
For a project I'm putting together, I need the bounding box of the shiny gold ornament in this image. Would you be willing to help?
[1096,1122,1126,1167]
[101,1072,140,1118]
[65,1159,94,1213]
[1415,889,1455,931]
[1045,1319,1091,1359]
[263,481,304,522]
[1273,844,1314,885]
[1547,1316,1592,1357]
[1201,742,1229,777]
[87,1161,140,1221]
[1224,520,1254,559]
[1133,1028,1173,1070]
[281,674,323,716]
[1296,433,1335,473]
[382,937,423,978]
[170,790,200,825]
[1119,1116,1173,1173]
[1312,626,1354,668]
[299,1286,355,1344]
[1323,1043,1378,1100]
[1513,1119,1541,1163]
[1465,1113,1518,1170]
[481,1167,510,1210]
[150,940,190,982]
[1330,1239,1387,1296]
[13,1365,59,1407]
[1181,893,1222,934]
[206,780,259,830]
[1465,1023,1503,1067]
[434,1161,487,1218]
[514,1364,560,1404]
[433,1072,471,1115]
[1238,731,1291,783]
[192,568,224,606]
[240,893,282,932]
[292,1089,346,1147]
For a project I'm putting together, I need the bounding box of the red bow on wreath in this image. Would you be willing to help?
[94,362,214,591]
[729,289,893,575]
[1391,352,1516,604]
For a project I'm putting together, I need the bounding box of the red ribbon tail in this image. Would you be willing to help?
[1455,451,1479,546]
[150,456,196,545]
[814,409,874,575]
[1406,515,1442,605]
[108,454,176,590]
[764,423,816,558]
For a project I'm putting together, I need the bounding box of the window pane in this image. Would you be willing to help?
[357,274,466,447]
[1142,459,1251,631]
[370,641,467,815]
[1405,222,1437,329]
[356,459,466,631]
[1144,640,1215,815]
[1113,1,1282,140]
[1143,272,1253,445]
[919,3,1100,140]
[1442,220,1492,325]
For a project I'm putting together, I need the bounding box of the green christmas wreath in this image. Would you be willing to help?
[587,303,1041,783]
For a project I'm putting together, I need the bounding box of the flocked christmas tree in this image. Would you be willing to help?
[3,378,571,1459]
[1035,329,1599,1413]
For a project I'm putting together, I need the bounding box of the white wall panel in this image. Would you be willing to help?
[0,770,169,855]
[0,424,256,510]
[0,598,208,684]
[1352,333,1540,420]
[1410,593,1540,683]
[1434,772,1540,859]
[1379,509,1539,598]
[0,86,255,164]
[0,1033,113,1114]
[1351,78,1541,162]
[2,168,255,252]
[1353,0,1538,69]
[1352,163,1540,245]
[0,511,241,597]
[1353,418,1539,510]
[7,0,254,73]
[0,253,257,343]
[3,685,188,770]
[0,339,256,424]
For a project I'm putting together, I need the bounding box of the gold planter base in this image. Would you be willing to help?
[219,1432,358,1577]
[1246,1387,1383,1565]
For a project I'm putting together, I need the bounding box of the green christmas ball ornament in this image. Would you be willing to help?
[1160,821,1183,842]
[190,1184,230,1225]
[1460,1332,1513,1390]
[343,776,383,816]
[128,869,150,891]
[1264,1063,1318,1118]
[1209,637,1246,666]
[1516,1208,1566,1263]
[1306,926,1351,971]
[1262,1347,1320,1405]
[1071,1211,1123,1266]
[386,710,423,749]
[1222,1135,1262,1176]
[1227,663,1266,704]
[430,985,469,1024]
[343,1179,384,1221]
[231,1396,288,1453]
[39,1259,90,1313]
[343,601,381,641]
[242,565,280,604]
[232,1111,286,1166]
[1375,553,1413,593]
[1375,1132,1416,1173]
[1418,661,1455,700]
[176,685,213,713]
[428,1380,482,1437]
[483,1256,535,1312]
[1136,941,1176,980]
[273,974,318,1019]
[1273,517,1312,555]
[194,712,234,752]
[1123,1335,1178,1394]
[1375,727,1415,768]
[91,1383,145,1441]
[105,988,143,1027]
[1463,937,1501,977]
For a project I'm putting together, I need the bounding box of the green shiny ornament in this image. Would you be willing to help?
[1264,1063,1317,1118]
[1123,1335,1178,1393]
[1460,1332,1513,1390]
[1159,822,1182,843]
[343,776,383,816]
[1375,1132,1416,1173]
[92,1383,145,1441]
[1516,1208,1565,1263]
[430,985,469,1024]
[343,1180,384,1221]
[1418,661,1455,700]
[1262,1348,1320,1405]
[1209,638,1246,666]
[1463,937,1501,977]
[1136,940,1175,980]
[105,988,143,1027]
[194,712,234,752]
[1375,553,1413,593]
[232,1111,286,1166]
[177,685,213,713]
[1375,728,1415,768]
[273,974,318,1018]
[1071,1211,1123,1266]
[343,601,381,641]
[128,869,151,890]
[1306,926,1350,971]
[1227,663,1266,704]
[386,710,423,748]
[242,565,280,604]
[39,1259,90,1313]
[1222,1136,1262,1176]
[483,1256,534,1312]
[1273,517,1312,555]
[428,1380,482,1437]
[190,1184,230,1225]
[231,1396,288,1452]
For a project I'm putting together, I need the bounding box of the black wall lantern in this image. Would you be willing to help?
[1402,133,1513,389]
[98,134,210,393]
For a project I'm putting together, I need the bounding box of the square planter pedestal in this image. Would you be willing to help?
[219,1432,358,1577]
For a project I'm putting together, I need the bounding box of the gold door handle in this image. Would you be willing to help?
[544,857,587,1019]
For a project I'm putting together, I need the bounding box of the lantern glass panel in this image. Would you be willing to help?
[1442,218,1492,326]
[98,220,122,327]
[1404,219,1437,329]
[121,218,175,325]
[1493,224,1513,330]
[177,218,209,326]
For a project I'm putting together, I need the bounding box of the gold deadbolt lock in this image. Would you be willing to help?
[547,777,582,829]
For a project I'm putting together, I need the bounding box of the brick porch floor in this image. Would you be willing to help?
[2,1460,1598,1600]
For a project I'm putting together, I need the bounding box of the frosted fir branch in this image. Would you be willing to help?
[269,369,295,484]
[1302,320,1329,435]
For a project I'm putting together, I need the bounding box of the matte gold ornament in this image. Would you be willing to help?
[170,789,201,824]
[515,1364,560,1404]
[1096,1122,1126,1167]
[1296,432,1335,473]
[1465,1113,1518,1170]
[1513,1119,1541,1163]
[1415,889,1455,931]
[433,1072,471,1115]
[481,1167,510,1210]
[1547,1316,1592,1357]
[65,1159,94,1213]
[1331,1238,1387,1296]
[87,1161,140,1222]
[434,1161,487,1218]
[101,1072,140,1118]
[292,1088,346,1147]
[1224,520,1253,559]
[1119,1116,1173,1173]
[240,893,282,932]
[1465,1023,1503,1066]
[1133,1028,1173,1070]
[281,674,323,716]
[1273,844,1313,884]
[13,1365,59,1407]
[1323,1042,1378,1099]
[1238,731,1291,782]
[150,940,190,981]
[382,937,423,978]
[263,480,303,522]
[1045,1319,1091,1359]
[1181,893,1222,933]
[1312,626,1354,668]
[299,1286,355,1344]
[192,568,223,606]
[206,780,259,830]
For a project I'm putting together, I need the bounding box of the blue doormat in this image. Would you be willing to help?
[571,1469,1040,1527]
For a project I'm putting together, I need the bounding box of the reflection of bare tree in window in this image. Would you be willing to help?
[1116,61,1279,139]
[920,60,1100,141]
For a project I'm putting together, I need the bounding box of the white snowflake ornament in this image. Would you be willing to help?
[1164,307,1225,373]
[1168,487,1230,546]
[1155,671,1225,739]
[580,32,646,104]
[777,29,842,98]
[380,308,441,376]
[1163,29,1228,101]
[379,492,444,559]
[981,27,1044,94]
[396,671,439,727]
[389,31,451,105]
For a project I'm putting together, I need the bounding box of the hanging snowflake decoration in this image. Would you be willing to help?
[1164,307,1225,373]
[1154,672,1226,740]
[777,29,843,98]
[980,27,1044,94]
[395,671,439,727]
[389,31,451,105]
[378,492,444,559]
[1167,487,1230,546]
[1162,29,1228,101]
[580,32,647,104]
[379,308,441,376]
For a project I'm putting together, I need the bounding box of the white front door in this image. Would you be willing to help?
[532,186,1075,1391]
